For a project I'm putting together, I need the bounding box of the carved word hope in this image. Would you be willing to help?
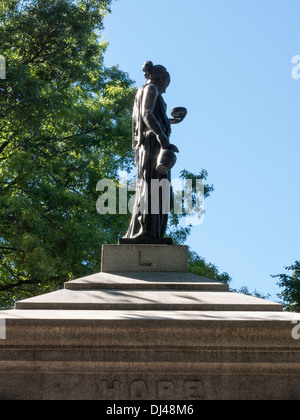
[100,379,204,400]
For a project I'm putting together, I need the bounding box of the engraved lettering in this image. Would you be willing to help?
[129,380,148,399]
[157,380,175,399]
[184,380,203,399]
[101,380,120,399]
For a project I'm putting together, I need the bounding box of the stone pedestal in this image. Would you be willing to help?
[0,245,300,400]
[101,245,189,273]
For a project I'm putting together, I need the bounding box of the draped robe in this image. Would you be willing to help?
[124,84,173,239]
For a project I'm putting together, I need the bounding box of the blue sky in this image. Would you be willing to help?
[103,0,300,300]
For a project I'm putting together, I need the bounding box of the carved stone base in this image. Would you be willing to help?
[0,309,300,400]
[101,244,189,273]
[0,245,299,400]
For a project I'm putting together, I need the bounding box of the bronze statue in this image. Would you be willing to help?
[121,61,187,244]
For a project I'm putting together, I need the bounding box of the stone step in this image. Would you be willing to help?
[2,243,297,401]
[15,288,283,312]
[64,272,230,291]
[0,308,299,400]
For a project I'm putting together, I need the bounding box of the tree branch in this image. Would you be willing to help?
[0,141,9,154]
[0,276,65,292]
[0,279,41,292]
[22,28,56,65]
[0,247,18,251]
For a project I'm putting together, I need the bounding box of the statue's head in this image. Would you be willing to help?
[143,61,171,93]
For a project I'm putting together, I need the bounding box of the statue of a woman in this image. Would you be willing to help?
[123,61,187,243]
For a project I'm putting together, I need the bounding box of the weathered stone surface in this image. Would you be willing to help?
[0,309,299,347]
[0,309,300,400]
[64,272,230,291]
[0,245,299,400]
[14,271,282,312]
[15,288,283,312]
[101,245,189,272]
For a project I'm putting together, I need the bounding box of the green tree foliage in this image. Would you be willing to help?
[0,0,136,308]
[167,169,214,245]
[0,0,231,310]
[167,170,233,286]
[188,250,232,285]
[273,261,300,312]
[230,286,271,301]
